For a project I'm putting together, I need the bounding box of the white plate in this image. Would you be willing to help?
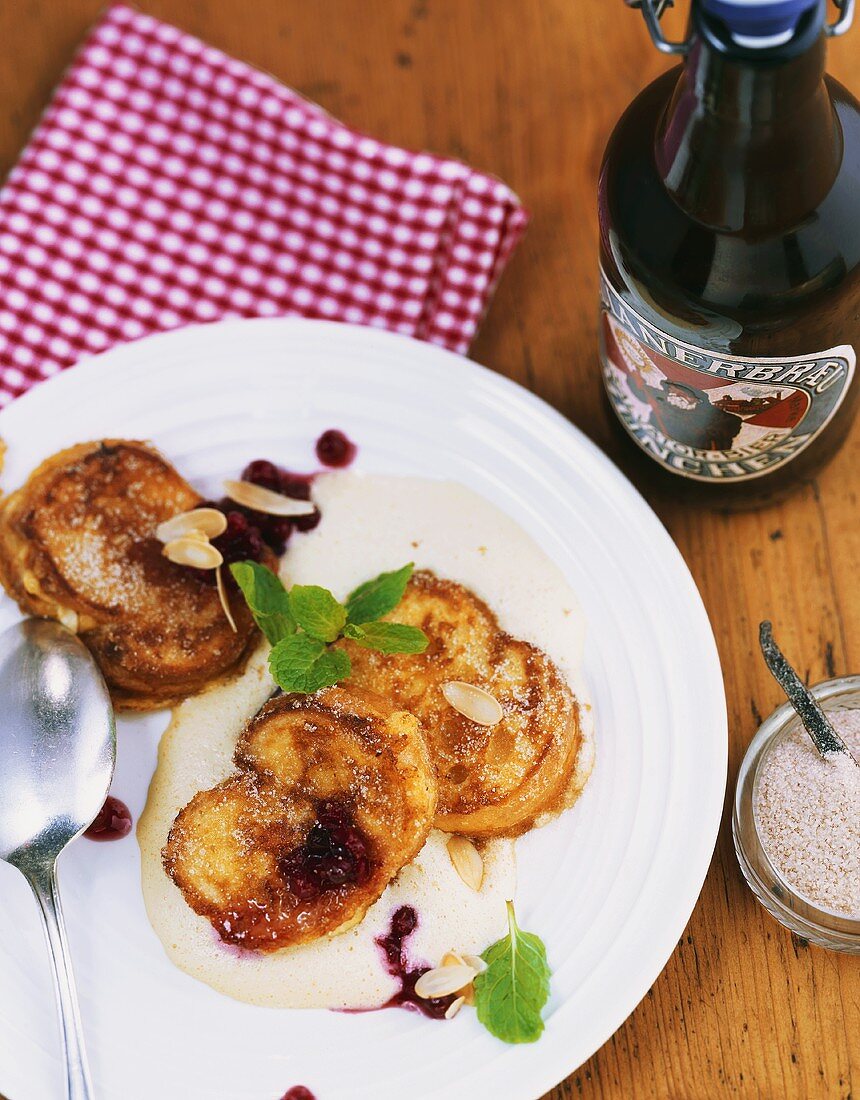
[0,320,726,1100]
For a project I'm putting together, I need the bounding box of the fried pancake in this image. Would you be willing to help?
[341,570,587,838]
[163,687,437,951]
[0,440,267,710]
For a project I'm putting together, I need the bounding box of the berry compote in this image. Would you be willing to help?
[279,800,372,901]
[315,429,357,469]
[204,457,321,581]
[376,906,455,1019]
[211,508,267,564]
[85,796,132,841]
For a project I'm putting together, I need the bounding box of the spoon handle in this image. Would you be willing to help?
[27,862,94,1100]
[759,620,851,758]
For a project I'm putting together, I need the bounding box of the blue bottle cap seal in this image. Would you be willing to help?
[701,0,820,39]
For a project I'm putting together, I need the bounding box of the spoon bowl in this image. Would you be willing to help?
[0,618,116,1100]
[0,619,115,867]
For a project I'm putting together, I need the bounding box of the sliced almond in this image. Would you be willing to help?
[163,536,224,570]
[215,565,237,633]
[441,681,503,727]
[440,950,482,1006]
[444,996,466,1020]
[447,835,484,891]
[223,479,316,517]
[156,507,227,543]
[182,528,214,545]
[442,950,485,983]
[414,964,477,1000]
[22,569,42,596]
[460,953,488,975]
[57,607,79,633]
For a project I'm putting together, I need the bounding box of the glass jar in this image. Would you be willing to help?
[733,674,860,953]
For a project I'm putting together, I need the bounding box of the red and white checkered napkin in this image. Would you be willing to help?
[0,4,527,407]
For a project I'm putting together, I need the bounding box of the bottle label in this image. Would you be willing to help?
[600,272,856,482]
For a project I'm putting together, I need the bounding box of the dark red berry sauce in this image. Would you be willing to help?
[376,906,455,1019]
[280,1088,315,1100]
[85,796,132,841]
[201,459,321,581]
[212,508,267,563]
[279,800,372,901]
[194,439,353,588]
[315,429,357,469]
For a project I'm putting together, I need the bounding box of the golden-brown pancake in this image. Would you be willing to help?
[163,687,437,951]
[341,570,586,838]
[0,439,268,710]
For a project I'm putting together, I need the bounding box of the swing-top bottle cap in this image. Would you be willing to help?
[701,0,820,45]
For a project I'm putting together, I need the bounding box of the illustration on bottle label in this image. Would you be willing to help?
[600,272,856,482]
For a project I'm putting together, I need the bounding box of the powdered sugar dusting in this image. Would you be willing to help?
[755,708,860,917]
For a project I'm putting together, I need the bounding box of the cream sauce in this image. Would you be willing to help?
[138,473,592,1009]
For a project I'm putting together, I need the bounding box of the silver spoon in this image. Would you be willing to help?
[759,620,859,765]
[0,619,115,1099]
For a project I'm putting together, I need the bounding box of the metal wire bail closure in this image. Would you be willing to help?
[625,0,689,53]
[827,0,855,36]
[626,0,854,50]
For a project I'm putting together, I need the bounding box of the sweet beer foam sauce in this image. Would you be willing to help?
[138,473,592,1010]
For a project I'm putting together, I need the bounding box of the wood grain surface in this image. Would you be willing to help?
[0,3,857,1098]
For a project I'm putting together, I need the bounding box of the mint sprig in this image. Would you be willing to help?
[269,635,351,693]
[473,901,551,1044]
[230,561,296,644]
[345,563,414,624]
[289,584,346,643]
[229,560,427,694]
[343,621,428,654]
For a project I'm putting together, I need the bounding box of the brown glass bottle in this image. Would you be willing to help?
[599,2,860,508]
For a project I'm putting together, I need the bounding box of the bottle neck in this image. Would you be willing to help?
[655,14,842,233]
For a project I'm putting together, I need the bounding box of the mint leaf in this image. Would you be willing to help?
[301,647,351,692]
[231,559,419,695]
[269,633,324,684]
[289,585,347,643]
[345,563,414,625]
[343,621,428,654]
[229,561,295,645]
[473,901,550,1044]
[269,634,351,693]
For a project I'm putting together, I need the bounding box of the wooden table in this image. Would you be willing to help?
[0,3,857,1098]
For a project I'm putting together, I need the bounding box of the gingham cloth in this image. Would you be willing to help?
[0,3,527,407]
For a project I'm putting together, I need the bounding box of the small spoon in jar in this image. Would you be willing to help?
[759,620,859,766]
